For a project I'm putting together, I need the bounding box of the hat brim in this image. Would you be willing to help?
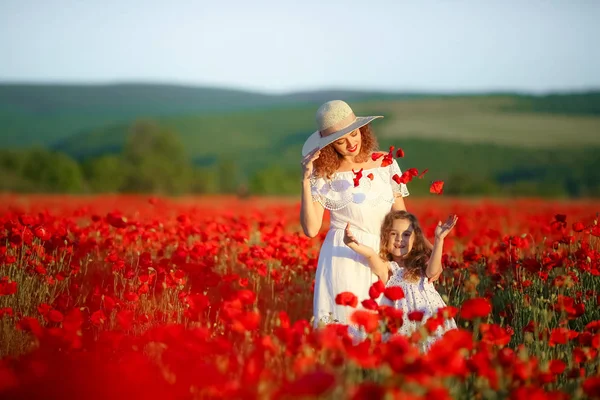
[301,116,383,157]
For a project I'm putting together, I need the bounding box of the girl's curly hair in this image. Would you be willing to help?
[312,124,379,179]
[379,210,431,283]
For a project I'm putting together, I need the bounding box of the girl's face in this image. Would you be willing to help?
[331,129,361,157]
[387,218,414,258]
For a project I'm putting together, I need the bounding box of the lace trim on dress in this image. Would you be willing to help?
[310,160,409,210]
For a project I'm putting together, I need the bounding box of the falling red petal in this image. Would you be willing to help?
[352,168,364,188]
[430,180,444,195]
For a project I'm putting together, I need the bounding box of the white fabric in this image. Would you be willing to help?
[381,261,457,352]
[311,159,409,327]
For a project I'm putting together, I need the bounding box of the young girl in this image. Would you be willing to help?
[344,210,458,350]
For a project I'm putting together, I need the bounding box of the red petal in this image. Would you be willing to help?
[381,155,393,168]
[429,180,444,195]
[395,148,405,158]
[406,168,419,177]
[352,168,364,188]
[371,153,384,161]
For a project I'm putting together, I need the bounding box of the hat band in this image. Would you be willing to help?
[319,112,357,137]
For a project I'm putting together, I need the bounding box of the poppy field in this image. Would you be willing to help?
[0,194,599,399]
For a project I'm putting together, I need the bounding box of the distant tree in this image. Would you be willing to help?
[120,120,193,195]
[216,157,241,194]
[249,166,301,195]
[20,148,84,192]
[82,155,125,193]
[189,167,219,194]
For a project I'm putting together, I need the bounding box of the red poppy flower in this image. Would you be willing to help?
[33,225,50,241]
[384,286,405,301]
[106,211,128,229]
[361,299,379,310]
[459,297,492,320]
[549,327,579,346]
[284,370,336,397]
[549,359,566,375]
[408,310,424,322]
[48,309,64,323]
[335,292,358,308]
[480,323,512,346]
[395,148,405,158]
[0,278,17,296]
[585,320,600,333]
[18,214,34,227]
[91,310,106,326]
[583,376,600,398]
[350,310,380,333]
[236,289,257,305]
[572,222,586,232]
[369,280,385,300]
[430,180,444,195]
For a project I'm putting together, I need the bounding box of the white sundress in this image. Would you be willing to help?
[311,159,409,327]
[381,261,457,351]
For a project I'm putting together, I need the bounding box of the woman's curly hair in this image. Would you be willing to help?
[379,210,431,283]
[312,124,379,179]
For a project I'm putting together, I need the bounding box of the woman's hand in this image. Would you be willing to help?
[434,214,458,240]
[301,149,321,181]
[343,222,359,247]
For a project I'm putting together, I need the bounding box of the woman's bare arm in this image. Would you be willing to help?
[300,149,325,237]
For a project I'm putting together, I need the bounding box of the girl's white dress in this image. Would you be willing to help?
[381,261,457,350]
[311,159,409,327]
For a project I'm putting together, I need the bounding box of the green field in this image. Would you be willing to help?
[1,84,599,197]
[44,95,600,159]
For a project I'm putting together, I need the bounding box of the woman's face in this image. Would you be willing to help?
[331,129,361,157]
[387,218,414,258]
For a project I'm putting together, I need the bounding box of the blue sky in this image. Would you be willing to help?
[1,0,598,94]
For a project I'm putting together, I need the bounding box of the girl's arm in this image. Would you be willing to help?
[343,223,391,284]
[300,149,325,238]
[425,215,458,280]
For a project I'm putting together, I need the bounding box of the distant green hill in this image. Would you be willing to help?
[0,83,432,147]
[0,84,599,197]
[2,83,599,150]
[48,95,600,166]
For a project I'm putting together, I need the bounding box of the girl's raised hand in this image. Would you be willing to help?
[435,214,458,240]
[343,222,359,247]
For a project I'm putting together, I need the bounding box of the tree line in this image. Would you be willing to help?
[0,119,598,198]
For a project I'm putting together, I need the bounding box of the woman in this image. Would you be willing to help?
[300,100,431,327]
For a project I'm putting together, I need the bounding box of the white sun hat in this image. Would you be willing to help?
[301,100,383,157]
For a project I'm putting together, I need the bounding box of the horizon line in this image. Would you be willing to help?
[0,79,599,97]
